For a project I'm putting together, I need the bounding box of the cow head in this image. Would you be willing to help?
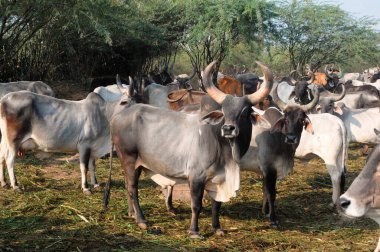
[271,81,319,144]
[324,65,342,90]
[148,62,174,85]
[171,68,196,90]
[286,70,315,105]
[200,61,273,159]
[339,144,380,220]
[116,75,138,106]
[315,84,346,115]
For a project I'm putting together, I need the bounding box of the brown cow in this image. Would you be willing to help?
[167,89,205,112]
[217,76,243,96]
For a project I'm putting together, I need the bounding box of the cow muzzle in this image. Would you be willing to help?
[285,134,298,144]
[221,124,239,138]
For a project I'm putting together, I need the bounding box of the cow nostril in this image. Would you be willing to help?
[223,125,235,131]
[340,197,351,209]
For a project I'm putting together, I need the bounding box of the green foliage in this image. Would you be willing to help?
[272,0,380,73]
[0,0,378,82]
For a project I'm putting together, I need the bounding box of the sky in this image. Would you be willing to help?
[324,0,380,31]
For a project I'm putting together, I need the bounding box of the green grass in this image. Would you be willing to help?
[0,146,377,251]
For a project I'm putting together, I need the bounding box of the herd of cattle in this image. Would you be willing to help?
[0,62,380,248]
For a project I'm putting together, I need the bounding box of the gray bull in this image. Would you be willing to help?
[0,81,135,193]
[106,61,273,238]
[0,81,54,97]
[339,142,380,252]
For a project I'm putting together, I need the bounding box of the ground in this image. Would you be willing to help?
[0,82,377,251]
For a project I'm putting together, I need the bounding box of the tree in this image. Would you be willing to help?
[179,0,276,88]
[273,0,380,73]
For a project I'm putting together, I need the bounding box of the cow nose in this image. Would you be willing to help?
[339,197,351,210]
[221,125,238,138]
[285,134,297,143]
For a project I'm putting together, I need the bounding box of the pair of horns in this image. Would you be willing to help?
[116,74,134,96]
[202,61,273,105]
[272,82,320,112]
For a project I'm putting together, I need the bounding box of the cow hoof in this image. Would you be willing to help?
[189,232,203,239]
[83,189,92,195]
[214,229,225,236]
[1,183,9,189]
[138,222,148,230]
[167,207,177,214]
[270,221,280,228]
[13,186,22,193]
[93,184,101,191]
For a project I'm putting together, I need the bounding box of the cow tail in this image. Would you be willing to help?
[103,142,114,210]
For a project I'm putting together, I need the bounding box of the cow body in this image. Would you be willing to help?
[295,113,347,204]
[0,89,132,193]
[94,84,129,102]
[167,89,205,112]
[217,76,243,96]
[0,81,54,97]
[107,61,273,237]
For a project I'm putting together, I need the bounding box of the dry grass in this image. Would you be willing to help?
[0,84,377,251]
[0,145,377,251]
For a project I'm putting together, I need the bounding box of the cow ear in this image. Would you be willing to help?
[304,116,314,134]
[270,118,284,133]
[250,113,271,127]
[333,105,343,115]
[200,110,224,125]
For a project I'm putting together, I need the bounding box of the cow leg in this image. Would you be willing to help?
[165,185,176,213]
[0,156,7,188]
[79,148,91,195]
[211,199,224,236]
[124,175,135,218]
[327,164,346,207]
[5,148,18,190]
[262,182,269,216]
[123,157,146,229]
[88,157,99,189]
[188,178,205,239]
[263,169,278,227]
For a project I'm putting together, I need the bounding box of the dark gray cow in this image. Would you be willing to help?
[0,79,135,193]
[239,85,319,226]
[339,143,380,252]
[107,61,273,238]
[0,81,54,97]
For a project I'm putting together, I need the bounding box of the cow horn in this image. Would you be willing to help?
[330,83,345,102]
[271,82,287,111]
[324,65,334,78]
[299,87,320,112]
[116,74,129,96]
[288,70,297,85]
[246,61,274,105]
[203,61,227,104]
[306,71,315,84]
[296,63,303,77]
[128,76,135,96]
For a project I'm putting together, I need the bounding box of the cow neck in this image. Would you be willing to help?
[104,98,127,122]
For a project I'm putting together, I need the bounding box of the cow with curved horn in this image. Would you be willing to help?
[106,61,273,238]
[270,83,348,210]
[238,83,320,226]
